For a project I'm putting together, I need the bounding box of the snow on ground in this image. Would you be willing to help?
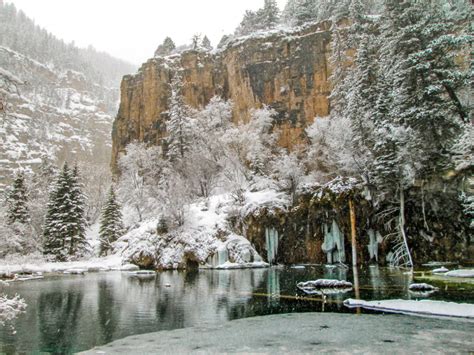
[0,255,125,277]
[80,313,474,354]
[344,299,474,319]
[115,192,279,270]
[445,269,474,278]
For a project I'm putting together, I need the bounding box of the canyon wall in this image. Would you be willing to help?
[112,21,333,170]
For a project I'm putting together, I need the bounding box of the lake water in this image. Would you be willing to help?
[0,266,472,353]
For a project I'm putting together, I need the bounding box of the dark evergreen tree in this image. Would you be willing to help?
[154,37,176,57]
[156,215,168,234]
[202,35,212,51]
[69,164,88,255]
[43,163,88,261]
[99,186,123,256]
[6,172,29,225]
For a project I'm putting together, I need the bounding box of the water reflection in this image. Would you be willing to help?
[38,289,83,353]
[0,267,472,353]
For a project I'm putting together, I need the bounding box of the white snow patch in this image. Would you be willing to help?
[445,269,474,278]
[0,255,123,276]
[432,267,449,274]
[344,299,474,319]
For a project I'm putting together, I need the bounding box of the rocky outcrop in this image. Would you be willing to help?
[112,22,333,170]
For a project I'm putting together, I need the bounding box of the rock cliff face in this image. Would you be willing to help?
[112,22,332,170]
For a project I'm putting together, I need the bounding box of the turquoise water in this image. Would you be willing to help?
[0,266,472,354]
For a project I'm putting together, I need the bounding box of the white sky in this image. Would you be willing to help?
[8,0,288,66]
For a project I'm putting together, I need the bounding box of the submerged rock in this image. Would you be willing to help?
[409,283,439,292]
[297,279,353,295]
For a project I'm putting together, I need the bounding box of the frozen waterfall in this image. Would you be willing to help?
[321,220,345,264]
[265,227,279,265]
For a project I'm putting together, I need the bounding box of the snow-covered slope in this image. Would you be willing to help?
[0,45,118,191]
[115,190,289,270]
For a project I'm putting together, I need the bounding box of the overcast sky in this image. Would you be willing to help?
[8,0,288,66]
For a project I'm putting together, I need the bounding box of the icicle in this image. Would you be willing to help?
[322,220,345,264]
[265,227,279,264]
[367,229,379,261]
[207,245,229,267]
[218,247,228,265]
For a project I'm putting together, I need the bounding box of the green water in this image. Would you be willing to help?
[0,266,472,354]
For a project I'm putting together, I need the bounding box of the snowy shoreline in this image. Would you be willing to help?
[344,299,474,320]
[79,312,474,354]
[0,255,271,279]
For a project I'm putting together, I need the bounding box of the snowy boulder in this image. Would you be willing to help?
[445,269,474,278]
[297,279,352,295]
[120,264,140,271]
[432,267,449,274]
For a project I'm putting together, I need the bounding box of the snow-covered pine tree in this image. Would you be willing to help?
[367,0,471,267]
[285,0,317,26]
[202,36,212,51]
[260,0,280,29]
[28,155,57,235]
[236,10,260,36]
[166,72,194,161]
[69,164,88,256]
[6,172,29,225]
[154,37,176,57]
[99,186,123,256]
[43,163,88,261]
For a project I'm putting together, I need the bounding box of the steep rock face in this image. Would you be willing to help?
[112,22,332,170]
[0,46,118,191]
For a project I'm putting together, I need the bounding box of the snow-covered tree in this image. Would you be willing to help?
[154,37,176,57]
[282,0,317,26]
[0,281,26,327]
[236,10,260,36]
[118,142,164,222]
[202,35,212,51]
[166,73,194,161]
[28,155,57,235]
[272,151,305,203]
[261,0,280,29]
[191,34,201,50]
[99,187,124,256]
[6,172,29,225]
[43,163,88,261]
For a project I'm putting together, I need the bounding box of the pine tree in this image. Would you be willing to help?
[261,0,280,29]
[236,10,260,36]
[283,0,317,26]
[202,35,212,51]
[69,164,88,255]
[99,186,123,256]
[166,73,193,161]
[43,163,88,261]
[154,37,176,57]
[6,172,29,225]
